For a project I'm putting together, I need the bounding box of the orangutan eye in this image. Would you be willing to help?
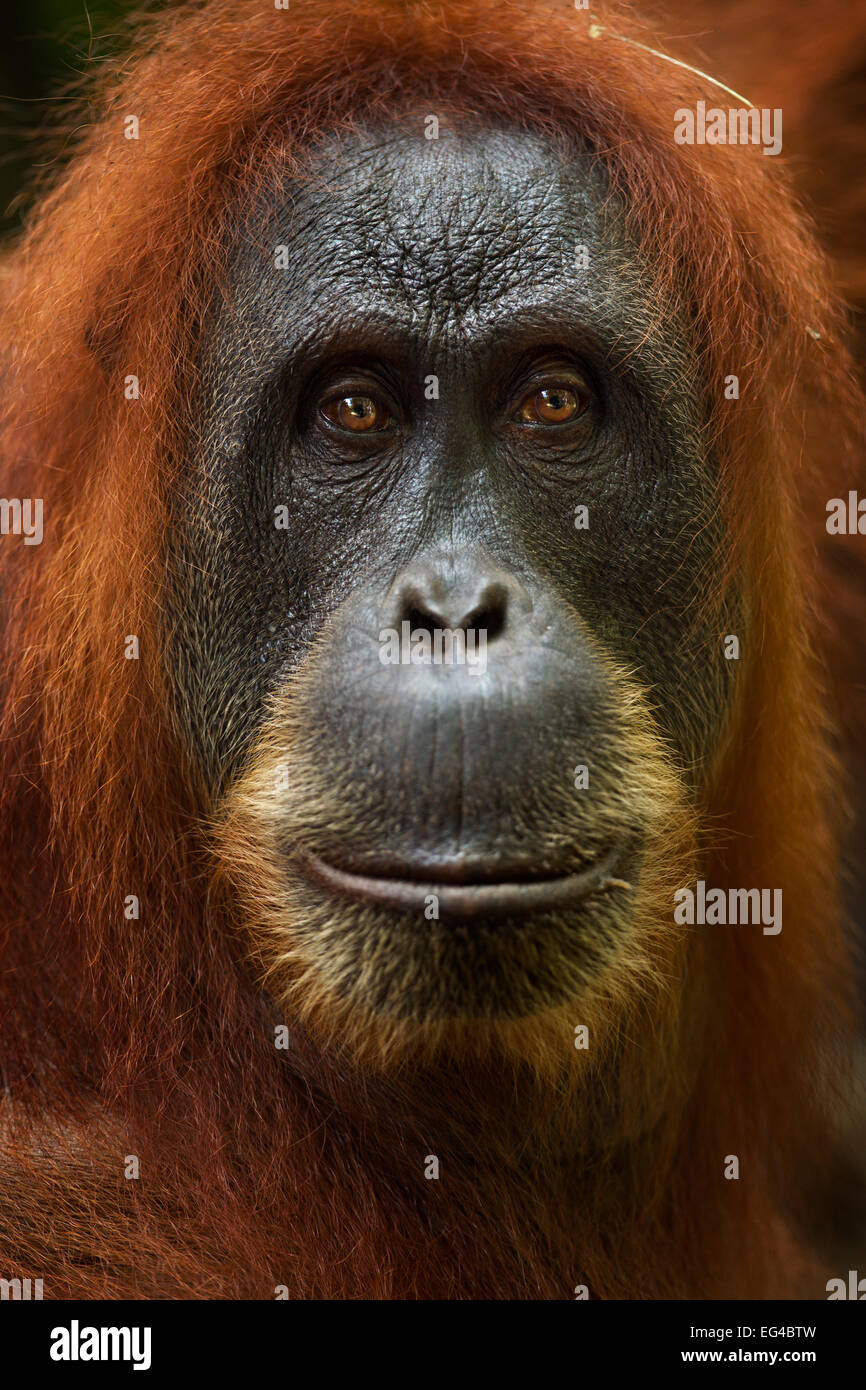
[516,382,590,426]
[320,393,394,433]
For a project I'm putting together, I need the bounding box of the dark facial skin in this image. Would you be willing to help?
[170,121,737,1022]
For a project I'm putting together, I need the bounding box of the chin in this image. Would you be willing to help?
[214,697,697,1078]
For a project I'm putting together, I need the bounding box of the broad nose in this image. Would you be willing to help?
[387,555,532,642]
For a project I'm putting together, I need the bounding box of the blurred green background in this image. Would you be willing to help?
[0,0,137,236]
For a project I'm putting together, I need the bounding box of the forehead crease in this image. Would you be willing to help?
[293,143,573,318]
[218,126,696,408]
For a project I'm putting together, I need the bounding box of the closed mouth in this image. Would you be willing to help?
[295,846,631,920]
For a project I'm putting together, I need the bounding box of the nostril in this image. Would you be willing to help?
[404,604,441,638]
[402,591,508,641]
[461,604,505,642]
[394,572,519,640]
[462,581,509,640]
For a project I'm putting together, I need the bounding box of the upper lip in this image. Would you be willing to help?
[295,846,631,920]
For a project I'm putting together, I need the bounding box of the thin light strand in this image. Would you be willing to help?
[588,21,753,108]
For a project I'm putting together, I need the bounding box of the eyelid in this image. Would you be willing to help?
[319,377,392,405]
[518,364,590,392]
[507,357,590,396]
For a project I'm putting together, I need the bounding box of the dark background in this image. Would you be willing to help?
[0,1,139,236]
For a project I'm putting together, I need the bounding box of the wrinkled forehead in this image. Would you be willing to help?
[243,124,637,321]
[215,121,695,409]
[276,124,604,315]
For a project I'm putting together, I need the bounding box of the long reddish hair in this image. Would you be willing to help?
[0,0,861,1297]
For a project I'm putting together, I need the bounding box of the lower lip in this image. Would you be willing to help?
[294,846,630,920]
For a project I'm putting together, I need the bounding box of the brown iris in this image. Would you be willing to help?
[519,385,585,425]
[322,394,392,432]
